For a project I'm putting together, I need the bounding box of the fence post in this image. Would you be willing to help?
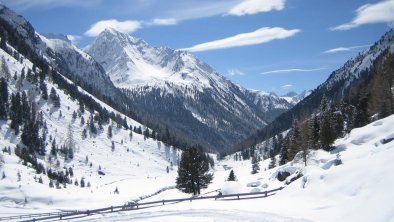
[237,195,239,200]
[137,203,139,209]
[111,206,113,212]
[162,200,165,205]
[265,191,267,197]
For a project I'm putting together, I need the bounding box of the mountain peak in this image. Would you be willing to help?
[282,91,298,97]
[96,27,145,47]
[42,33,71,43]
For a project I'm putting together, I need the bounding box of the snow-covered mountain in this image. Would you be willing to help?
[85,28,293,151]
[280,90,311,105]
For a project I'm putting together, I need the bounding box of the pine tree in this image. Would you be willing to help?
[39,82,48,100]
[123,117,128,130]
[107,125,112,138]
[176,147,213,195]
[51,139,57,157]
[10,93,22,134]
[89,114,97,134]
[80,178,85,188]
[65,124,75,157]
[0,78,8,120]
[288,120,301,160]
[251,155,260,174]
[319,110,335,151]
[278,140,288,166]
[268,155,276,169]
[81,129,87,139]
[227,169,236,181]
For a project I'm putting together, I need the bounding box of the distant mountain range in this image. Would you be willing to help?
[84,28,293,151]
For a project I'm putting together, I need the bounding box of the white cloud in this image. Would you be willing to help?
[151,18,177,26]
[85,19,141,37]
[160,1,239,21]
[323,44,371,54]
[281,84,293,89]
[228,0,285,16]
[180,27,300,52]
[228,69,245,76]
[332,0,394,30]
[67,35,82,45]
[261,67,326,75]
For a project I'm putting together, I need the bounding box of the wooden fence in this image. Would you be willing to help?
[0,187,284,221]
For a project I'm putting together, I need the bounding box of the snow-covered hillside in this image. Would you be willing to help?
[66,114,394,222]
[0,43,182,215]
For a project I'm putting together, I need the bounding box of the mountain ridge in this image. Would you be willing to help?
[85,28,293,151]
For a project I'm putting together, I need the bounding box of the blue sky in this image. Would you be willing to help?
[2,0,394,95]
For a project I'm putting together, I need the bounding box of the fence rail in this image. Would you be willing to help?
[0,186,284,222]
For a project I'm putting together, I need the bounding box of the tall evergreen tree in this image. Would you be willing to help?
[251,155,260,174]
[319,110,335,151]
[89,114,97,134]
[288,120,301,160]
[176,147,213,195]
[0,78,8,120]
[107,125,113,138]
[65,124,75,158]
[10,93,22,134]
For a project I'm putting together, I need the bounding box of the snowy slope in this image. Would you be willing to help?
[0,43,182,215]
[81,115,394,222]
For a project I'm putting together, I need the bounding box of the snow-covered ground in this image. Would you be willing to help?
[26,114,394,222]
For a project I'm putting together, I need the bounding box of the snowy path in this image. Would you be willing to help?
[74,208,310,222]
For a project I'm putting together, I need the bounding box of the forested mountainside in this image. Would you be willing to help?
[231,28,394,156]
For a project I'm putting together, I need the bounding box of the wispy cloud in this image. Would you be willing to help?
[85,17,180,37]
[180,27,300,52]
[261,67,326,75]
[323,44,371,54]
[67,34,82,45]
[2,0,100,10]
[150,18,177,26]
[228,0,285,16]
[85,19,141,37]
[228,69,245,76]
[281,84,293,89]
[332,0,394,30]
